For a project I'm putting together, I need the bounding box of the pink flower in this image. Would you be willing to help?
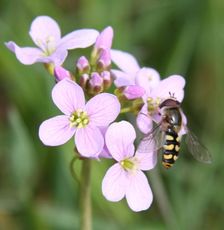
[102,121,157,212]
[5,15,99,65]
[39,79,120,158]
[111,49,160,89]
[137,75,186,134]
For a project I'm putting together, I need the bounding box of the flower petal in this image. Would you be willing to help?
[136,105,153,134]
[179,110,188,136]
[105,121,136,161]
[75,125,104,158]
[111,49,140,74]
[126,170,153,212]
[102,163,127,202]
[59,29,99,50]
[151,75,185,102]
[39,115,75,146]
[5,41,43,65]
[98,127,112,159]
[135,67,160,93]
[135,151,157,171]
[111,69,135,87]
[123,85,145,100]
[29,16,61,49]
[95,26,113,50]
[86,93,120,127]
[52,79,85,115]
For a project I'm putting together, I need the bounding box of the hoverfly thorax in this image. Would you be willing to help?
[159,98,182,133]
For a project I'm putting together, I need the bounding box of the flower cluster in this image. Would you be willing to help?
[6,16,187,212]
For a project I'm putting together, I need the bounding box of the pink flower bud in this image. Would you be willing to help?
[123,85,145,100]
[101,71,112,89]
[76,56,90,74]
[94,26,113,50]
[89,72,104,94]
[79,73,89,89]
[97,49,111,70]
[54,66,71,82]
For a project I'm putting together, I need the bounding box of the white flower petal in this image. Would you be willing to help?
[75,125,104,158]
[151,75,185,102]
[39,115,75,146]
[86,93,120,127]
[111,49,140,74]
[52,79,85,115]
[102,163,128,202]
[126,170,153,212]
[105,121,136,161]
[59,29,99,50]
[29,16,61,49]
[5,41,43,65]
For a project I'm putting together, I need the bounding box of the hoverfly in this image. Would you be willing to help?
[137,96,212,169]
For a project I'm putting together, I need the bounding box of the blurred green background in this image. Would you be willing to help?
[0,0,224,229]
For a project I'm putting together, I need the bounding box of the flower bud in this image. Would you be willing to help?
[76,56,90,74]
[54,66,71,82]
[101,70,112,90]
[123,85,145,100]
[94,26,113,51]
[88,72,104,94]
[97,49,111,71]
[79,73,89,89]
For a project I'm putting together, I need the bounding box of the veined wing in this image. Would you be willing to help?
[185,129,212,164]
[137,123,165,153]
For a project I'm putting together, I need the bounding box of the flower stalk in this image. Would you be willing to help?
[80,158,92,230]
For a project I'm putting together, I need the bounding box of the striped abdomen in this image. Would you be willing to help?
[162,127,180,169]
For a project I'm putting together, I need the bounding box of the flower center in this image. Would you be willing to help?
[36,36,56,55]
[147,97,161,114]
[69,109,89,128]
[120,157,138,171]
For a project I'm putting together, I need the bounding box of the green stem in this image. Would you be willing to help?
[69,157,80,185]
[148,168,178,229]
[80,159,92,230]
[120,107,132,114]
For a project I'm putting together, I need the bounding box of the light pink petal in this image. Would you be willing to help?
[123,85,145,100]
[29,16,61,49]
[151,75,185,102]
[179,110,188,136]
[135,151,157,171]
[98,127,112,159]
[59,29,99,50]
[111,70,135,87]
[102,163,128,202]
[5,41,43,65]
[95,26,113,50]
[52,79,85,115]
[111,49,140,74]
[105,121,136,161]
[86,93,120,127]
[135,67,160,93]
[126,170,153,212]
[75,125,104,158]
[137,105,153,134]
[54,66,71,82]
[39,115,76,146]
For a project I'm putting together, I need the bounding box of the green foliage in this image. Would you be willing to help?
[0,0,224,229]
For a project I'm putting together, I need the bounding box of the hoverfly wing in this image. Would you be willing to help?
[185,129,212,164]
[137,123,164,153]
